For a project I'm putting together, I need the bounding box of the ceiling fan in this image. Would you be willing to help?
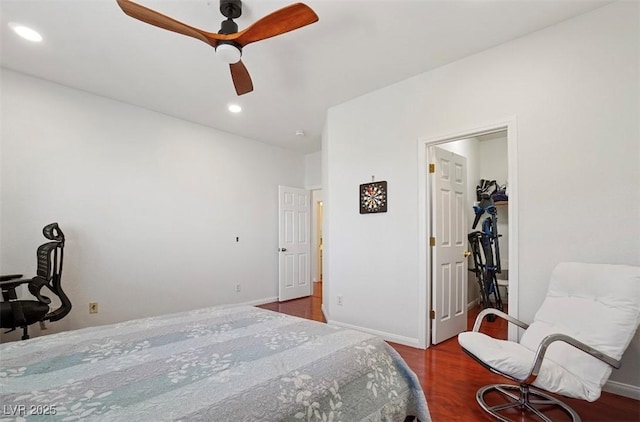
[116,0,319,96]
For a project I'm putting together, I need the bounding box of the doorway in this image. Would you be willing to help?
[417,120,519,348]
[311,190,324,303]
[311,190,323,283]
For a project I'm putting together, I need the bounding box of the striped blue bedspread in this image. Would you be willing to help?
[0,306,430,421]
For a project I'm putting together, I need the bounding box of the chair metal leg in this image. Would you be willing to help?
[476,383,581,422]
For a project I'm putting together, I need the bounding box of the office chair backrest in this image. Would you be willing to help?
[36,242,61,282]
[34,223,71,322]
[520,262,640,401]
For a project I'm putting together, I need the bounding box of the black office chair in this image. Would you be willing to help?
[0,223,72,340]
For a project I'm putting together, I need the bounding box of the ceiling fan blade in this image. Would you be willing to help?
[230,61,254,96]
[116,0,225,47]
[233,3,318,47]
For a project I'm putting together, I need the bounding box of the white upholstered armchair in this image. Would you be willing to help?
[458,262,640,421]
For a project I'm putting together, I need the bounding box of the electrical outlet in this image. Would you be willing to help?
[337,295,343,306]
[235,283,241,292]
[89,302,98,314]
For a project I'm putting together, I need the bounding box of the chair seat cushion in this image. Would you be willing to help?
[458,331,596,401]
[0,300,49,328]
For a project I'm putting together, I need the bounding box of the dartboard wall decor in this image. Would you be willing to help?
[359,181,388,214]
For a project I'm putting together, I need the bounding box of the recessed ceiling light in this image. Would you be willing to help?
[228,104,242,113]
[8,22,42,42]
[295,130,306,137]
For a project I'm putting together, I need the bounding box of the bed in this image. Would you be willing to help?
[0,306,430,421]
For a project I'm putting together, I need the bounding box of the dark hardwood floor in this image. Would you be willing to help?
[258,282,640,422]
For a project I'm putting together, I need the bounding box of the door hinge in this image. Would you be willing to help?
[429,237,436,247]
[430,309,435,320]
[429,163,435,173]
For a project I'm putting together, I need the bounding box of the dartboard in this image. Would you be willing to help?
[359,181,387,214]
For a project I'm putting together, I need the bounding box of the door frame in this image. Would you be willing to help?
[417,118,519,348]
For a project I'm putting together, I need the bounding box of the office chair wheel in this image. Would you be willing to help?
[477,383,581,422]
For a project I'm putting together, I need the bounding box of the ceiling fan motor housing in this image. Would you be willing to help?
[219,18,238,34]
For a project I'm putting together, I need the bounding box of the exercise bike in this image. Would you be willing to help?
[468,181,504,321]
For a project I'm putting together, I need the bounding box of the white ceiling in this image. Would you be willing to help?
[0,0,612,153]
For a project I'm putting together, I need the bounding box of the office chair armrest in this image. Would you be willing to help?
[0,277,52,304]
[0,277,31,301]
[0,277,30,290]
[0,274,24,282]
[472,308,529,332]
[523,333,621,384]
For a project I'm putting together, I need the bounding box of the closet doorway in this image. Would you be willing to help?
[417,120,519,348]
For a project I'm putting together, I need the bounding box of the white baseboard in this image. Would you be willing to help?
[321,304,329,321]
[603,379,640,400]
[327,319,420,348]
[239,296,279,307]
[467,298,480,309]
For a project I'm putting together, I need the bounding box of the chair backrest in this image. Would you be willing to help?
[519,262,640,401]
[31,223,71,322]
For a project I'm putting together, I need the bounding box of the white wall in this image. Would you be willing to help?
[323,1,639,390]
[305,151,321,189]
[478,134,509,270]
[0,70,304,339]
[479,135,508,187]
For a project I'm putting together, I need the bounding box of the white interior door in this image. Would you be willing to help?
[431,147,468,344]
[278,186,311,301]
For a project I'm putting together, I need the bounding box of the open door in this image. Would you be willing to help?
[278,186,311,301]
[431,147,468,344]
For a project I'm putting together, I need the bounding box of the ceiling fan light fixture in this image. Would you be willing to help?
[216,43,241,64]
